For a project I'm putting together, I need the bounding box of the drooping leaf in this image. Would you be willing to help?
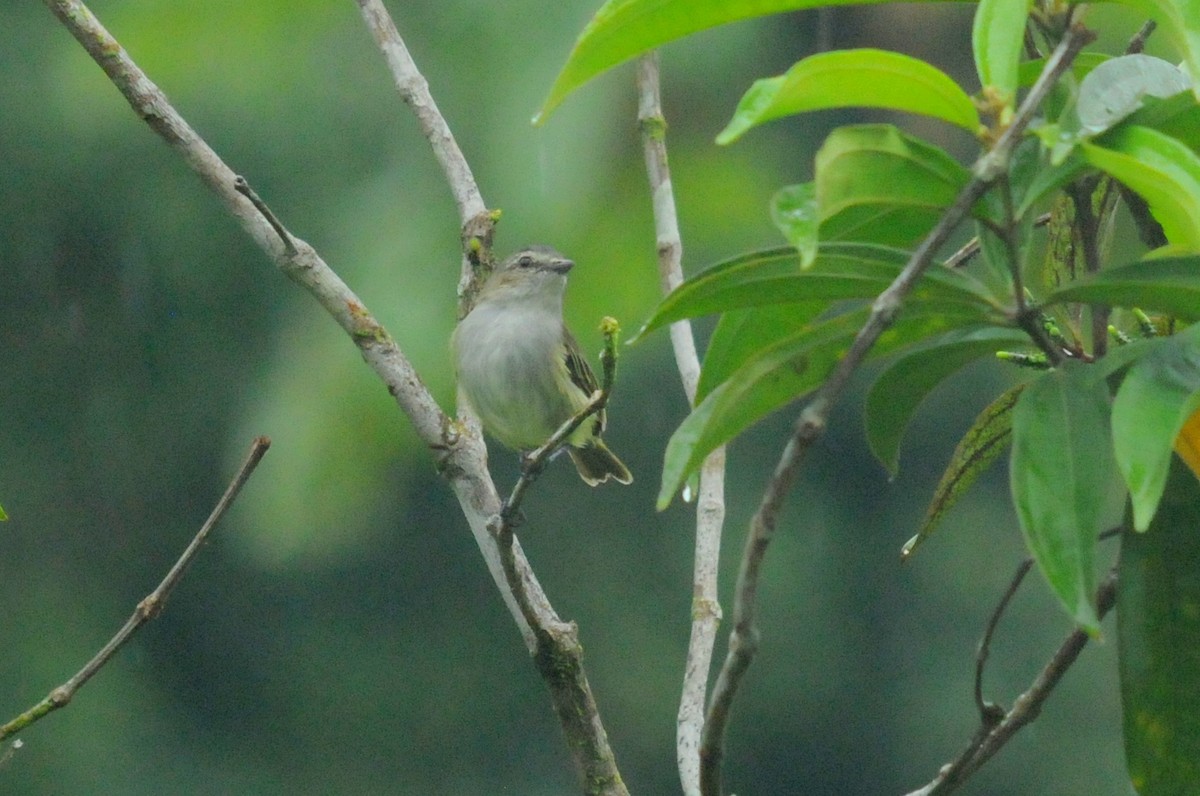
[902,383,1026,560]
[1081,125,1200,250]
[815,124,974,249]
[658,306,991,508]
[535,0,971,123]
[770,184,819,267]
[1112,322,1200,530]
[865,329,1031,474]
[717,49,979,144]
[1041,257,1200,320]
[633,243,1000,342]
[1010,363,1120,631]
[973,0,1033,105]
[1119,459,1200,795]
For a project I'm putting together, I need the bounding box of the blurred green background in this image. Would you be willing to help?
[1,1,1138,793]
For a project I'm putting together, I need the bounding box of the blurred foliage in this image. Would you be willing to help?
[0,1,1130,793]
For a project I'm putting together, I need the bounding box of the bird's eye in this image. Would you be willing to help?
[517,255,533,268]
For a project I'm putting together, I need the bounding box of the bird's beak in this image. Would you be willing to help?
[549,257,574,275]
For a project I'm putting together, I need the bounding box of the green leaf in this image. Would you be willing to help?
[1017,52,1109,88]
[770,184,819,267]
[973,0,1032,104]
[1010,363,1120,631]
[716,49,979,144]
[697,303,825,402]
[536,0,971,123]
[816,125,973,249]
[1081,125,1200,250]
[1074,54,1190,137]
[1106,0,1200,105]
[633,243,1000,342]
[658,306,990,508]
[865,328,1031,475]
[1119,460,1200,795]
[0,503,6,521]
[1041,257,1200,320]
[903,383,1026,560]
[1112,322,1200,531]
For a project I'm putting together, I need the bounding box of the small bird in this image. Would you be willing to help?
[452,245,633,486]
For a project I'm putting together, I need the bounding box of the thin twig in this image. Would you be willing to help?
[0,437,271,743]
[974,560,1033,720]
[487,320,628,796]
[698,19,1096,796]
[906,569,1119,796]
[635,53,727,796]
[496,319,621,528]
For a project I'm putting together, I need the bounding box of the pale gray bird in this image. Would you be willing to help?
[452,245,633,486]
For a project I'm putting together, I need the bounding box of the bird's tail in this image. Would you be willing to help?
[568,441,633,486]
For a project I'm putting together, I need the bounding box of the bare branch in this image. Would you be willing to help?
[43,5,628,791]
[635,52,727,796]
[0,438,271,743]
[906,569,1119,796]
[354,0,495,298]
[698,19,1096,795]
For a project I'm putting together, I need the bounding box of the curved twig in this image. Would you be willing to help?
[0,438,270,743]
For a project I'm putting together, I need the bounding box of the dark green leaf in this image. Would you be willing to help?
[1010,363,1120,631]
[1041,257,1200,320]
[866,328,1031,475]
[1112,322,1200,530]
[1017,52,1109,88]
[717,49,979,144]
[633,243,1000,342]
[1119,460,1200,795]
[697,303,825,402]
[903,383,1026,559]
[658,307,990,508]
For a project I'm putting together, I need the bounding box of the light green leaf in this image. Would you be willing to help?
[1041,257,1200,320]
[1119,459,1200,795]
[658,307,990,508]
[815,125,974,249]
[1074,54,1190,137]
[903,383,1026,559]
[770,183,819,267]
[1010,363,1119,631]
[1112,322,1200,531]
[1081,125,1200,250]
[0,503,6,521]
[536,0,970,123]
[865,328,1031,475]
[633,243,1000,342]
[973,0,1033,104]
[1107,0,1200,104]
[717,49,979,144]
